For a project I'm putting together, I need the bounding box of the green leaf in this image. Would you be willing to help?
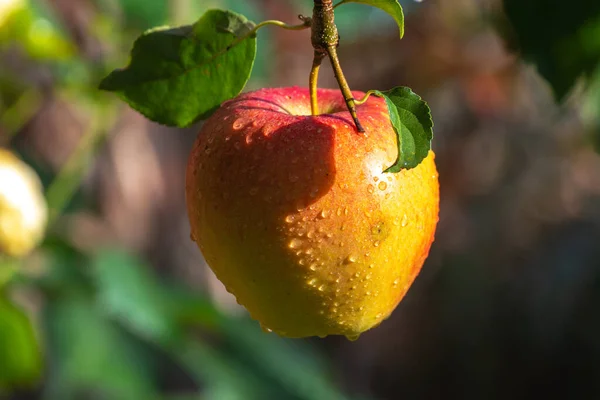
[502,0,600,100]
[336,0,404,38]
[99,9,257,127]
[0,295,41,389]
[372,87,433,172]
[92,249,180,343]
[44,297,158,399]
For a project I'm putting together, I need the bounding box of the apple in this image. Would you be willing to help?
[186,86,439,339]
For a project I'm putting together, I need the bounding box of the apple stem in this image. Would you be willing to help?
[310,51,325,116]
[311,0,365,132]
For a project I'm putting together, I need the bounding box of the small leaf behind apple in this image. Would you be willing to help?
[373,87,433,172]
[501,0,600,100]
[99,9,257,127]
[335,0,404,38]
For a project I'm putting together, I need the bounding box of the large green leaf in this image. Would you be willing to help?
[0,295,41,389]
[99,9,257,127]
[43,297,158,399]
[372,87,433,171]
[335,0,404,38]
[502,0,600,100]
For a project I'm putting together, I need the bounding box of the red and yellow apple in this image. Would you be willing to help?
[186,87,439,339]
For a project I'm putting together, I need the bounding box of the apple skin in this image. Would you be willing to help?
[186,87,439,339]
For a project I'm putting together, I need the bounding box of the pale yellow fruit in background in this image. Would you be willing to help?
[0,149,47,258]
[0,0,23,28]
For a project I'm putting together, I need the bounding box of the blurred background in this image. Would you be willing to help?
[1,0,600,399]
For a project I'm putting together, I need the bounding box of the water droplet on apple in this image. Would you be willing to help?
[260,324,273,333]
[232,119,245,130]
[309,263,317,271]
[307,230,316,239]
[346,255,357,263]
[378,181,387,191]
[285,215,295,223]
[318,284,326,291]
[401,214,409,227]
[319,209,330,219]
[308,278,318,287]
[374,241,380,247]
[393,279,399,286]
[288,238,302,249]
[367,184,374,194]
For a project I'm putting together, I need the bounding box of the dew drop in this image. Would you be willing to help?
[373,176,379,182]
[367,184,375,194]
[307,230,316,239]
[308,278,318,287]
[374,241,380,247]
[319,209,330,219]
[318,284,326,292]
[245,135,253,144]
[393,279,399,286]
[232,119,245,130]
[346,333,361,341]
[288,238,302,249]
[378,181,388,191]
[369,264,375,269]
[346,255,357,264]
[285,215,295,224]
[385,193,392,200]
[401,214,409,227]
[309,263,317,271]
